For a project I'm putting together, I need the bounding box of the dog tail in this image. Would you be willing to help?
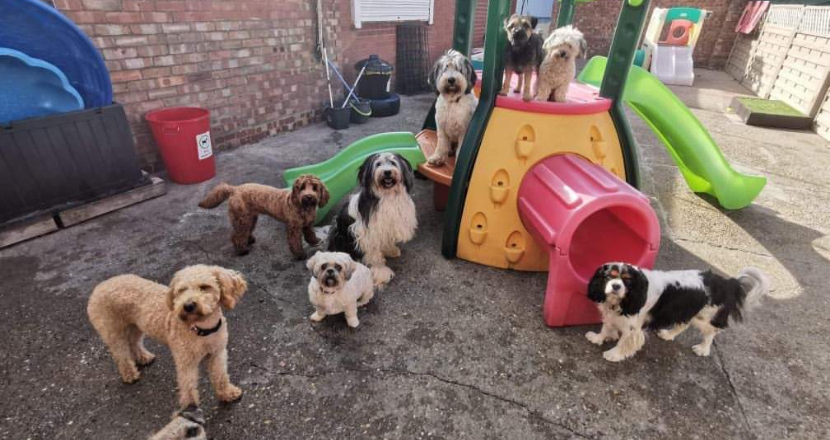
[198,183,234,209]
[738,267,770,311]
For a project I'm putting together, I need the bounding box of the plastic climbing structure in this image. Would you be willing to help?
[287,0,766,327]
[414,0,766,326]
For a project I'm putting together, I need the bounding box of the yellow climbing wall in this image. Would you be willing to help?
[457,107,626,271]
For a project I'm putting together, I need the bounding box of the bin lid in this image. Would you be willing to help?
[354,54,393,75]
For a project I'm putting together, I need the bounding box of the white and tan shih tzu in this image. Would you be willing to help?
[427,49,478,166]
[586,262,770,362]
[536,25,587,103]
[307,251,374,328]
[327,152,417,286]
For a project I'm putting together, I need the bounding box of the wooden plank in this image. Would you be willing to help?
[58,176,166,227]
[0,215,59,249]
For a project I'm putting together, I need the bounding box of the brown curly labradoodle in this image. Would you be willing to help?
[199,174,329,259]
[87,265,247,409]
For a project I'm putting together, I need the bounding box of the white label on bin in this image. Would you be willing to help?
[196,131,212,160]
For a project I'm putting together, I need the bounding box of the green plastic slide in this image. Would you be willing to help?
[579,56,766,210]
[283,132,426,224]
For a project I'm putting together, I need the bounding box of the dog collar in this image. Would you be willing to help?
[191,318,222,337]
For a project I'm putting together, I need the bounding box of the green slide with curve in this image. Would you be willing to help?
[283,132,426,224]
[579,56,766,210]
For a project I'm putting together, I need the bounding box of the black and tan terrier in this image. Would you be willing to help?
[501,14,544,102]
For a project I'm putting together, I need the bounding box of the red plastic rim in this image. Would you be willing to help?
[145,107,209,123]
[474,72,611,115]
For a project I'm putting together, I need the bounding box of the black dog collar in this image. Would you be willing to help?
[190,318,222,337]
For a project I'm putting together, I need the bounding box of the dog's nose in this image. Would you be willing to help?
[447,77,456,85]
[611,282,622,291]
[383,169,392,177]
[183,301,196,313]
[326,268,335,274]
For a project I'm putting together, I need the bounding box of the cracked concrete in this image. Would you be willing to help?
[1,68,829,440]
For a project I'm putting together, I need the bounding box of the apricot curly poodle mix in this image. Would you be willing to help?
[87,265,247,409]
[199,174,329,259]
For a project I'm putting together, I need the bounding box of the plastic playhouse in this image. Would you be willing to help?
[286,0,766,327]
[637,7,710,86]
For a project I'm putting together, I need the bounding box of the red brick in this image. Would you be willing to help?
[81,0,121,11]
[110,69,142,83]
[105,12,144,24]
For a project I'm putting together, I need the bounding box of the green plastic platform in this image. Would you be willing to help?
[283,132,425,224]
[579,56,766,210]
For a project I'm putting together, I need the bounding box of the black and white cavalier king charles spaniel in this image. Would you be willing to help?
[586,262,769,362]
[327,152,417,287]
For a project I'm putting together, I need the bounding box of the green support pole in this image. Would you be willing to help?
[441,0,510,259]
[453,0,477,55]
[557,0,576,27]
[600,0,650,188]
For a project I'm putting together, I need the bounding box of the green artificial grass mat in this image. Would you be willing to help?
[736,97,805,117]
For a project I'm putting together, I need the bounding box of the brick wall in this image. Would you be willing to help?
[54,0,453,170]
[472,0,519,49]
[550,0,749,69]
[336,0,455,85]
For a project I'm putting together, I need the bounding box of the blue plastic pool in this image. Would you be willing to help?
[0,0,112,108]
[0,48,84,124]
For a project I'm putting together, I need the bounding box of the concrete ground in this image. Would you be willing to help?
[2,69,829,440]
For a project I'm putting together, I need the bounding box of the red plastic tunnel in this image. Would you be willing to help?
[518,154,661,327]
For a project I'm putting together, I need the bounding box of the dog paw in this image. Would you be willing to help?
[119,367,141,384]
[309,311,325,322]
[426,154,446,167]
[292,251,307,260]
[522,93,532,102]
[585,331,605,345]
[135,352,156,367]
[657,329,676,341]
[603,349,627,363]
[218,385,243,403]
[235,248,250,256]
[692,344,711,357]
[372,266,394,287]
[346,317,360,328]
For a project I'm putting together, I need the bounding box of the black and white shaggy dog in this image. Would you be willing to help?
[327,152,417,287]
[586,262,769,362]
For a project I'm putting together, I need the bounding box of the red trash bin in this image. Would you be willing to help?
[145,107,215,184]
